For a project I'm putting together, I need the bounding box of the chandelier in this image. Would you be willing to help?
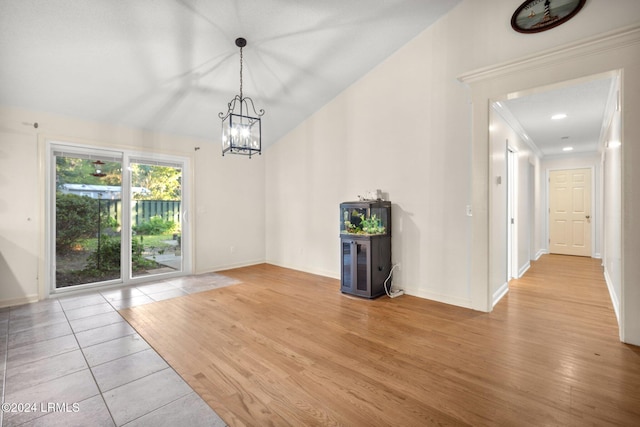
[219,37,265,158]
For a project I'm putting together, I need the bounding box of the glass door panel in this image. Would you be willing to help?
[356,241,369,293]
[130,160,183,278]
[341,240,352,292]
[54,152,122,288]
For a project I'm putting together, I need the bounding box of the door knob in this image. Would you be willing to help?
[585,215,590,219]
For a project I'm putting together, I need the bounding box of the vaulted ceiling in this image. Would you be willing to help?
[0,0,462,147]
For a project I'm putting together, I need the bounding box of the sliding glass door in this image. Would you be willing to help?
[51,143,188,291]
[54,149,123,288]
[130,158,183,278]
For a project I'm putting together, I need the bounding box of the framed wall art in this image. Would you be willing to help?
[511,0,586,34]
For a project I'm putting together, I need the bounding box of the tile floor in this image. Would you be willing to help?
[0,273,240,427]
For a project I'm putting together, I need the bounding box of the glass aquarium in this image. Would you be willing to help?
[340,201,391,236]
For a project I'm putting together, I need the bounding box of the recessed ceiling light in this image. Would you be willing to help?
[552,113,567,120]
[562,146,574,151]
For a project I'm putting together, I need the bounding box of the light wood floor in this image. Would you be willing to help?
[120,255,640,426]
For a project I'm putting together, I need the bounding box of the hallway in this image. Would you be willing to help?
[503,254,620,338]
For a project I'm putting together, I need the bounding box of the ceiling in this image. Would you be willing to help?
[497,76,616,157]
[0,0,462,147]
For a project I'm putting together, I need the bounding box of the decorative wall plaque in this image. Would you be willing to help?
[511,0,586,34]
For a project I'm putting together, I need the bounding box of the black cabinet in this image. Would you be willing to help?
[340,201,391,298]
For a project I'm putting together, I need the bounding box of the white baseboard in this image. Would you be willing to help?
[196,259,266,275]
[603,268,621,326]
[0,294,39,308]
[264,260,339,280]
[258,265,474,310]
[492,282,509,308]
[534,249,547,261]
[402,286,472,309]
[518,262,531,278]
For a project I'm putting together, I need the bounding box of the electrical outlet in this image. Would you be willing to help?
[395,263,401,270]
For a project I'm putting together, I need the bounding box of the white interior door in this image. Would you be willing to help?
[549,168,592,257]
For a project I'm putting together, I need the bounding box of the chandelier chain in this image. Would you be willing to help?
[239,46,243,100]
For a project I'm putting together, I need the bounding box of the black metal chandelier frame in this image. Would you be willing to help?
[219,37,265,158]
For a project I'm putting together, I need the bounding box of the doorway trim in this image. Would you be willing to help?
[44,139,192,298]
[458,24,640,344]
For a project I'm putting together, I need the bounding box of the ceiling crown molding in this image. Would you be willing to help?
[458,24,640,84]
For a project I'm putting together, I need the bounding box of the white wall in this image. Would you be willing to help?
[266,0,640,310]
[518,156,536,273]
[602,109,622,324]
[621,56,640,345]
[266,21,474,306]
[0,106,265,306]
[533,155,545,260]
[0,118,39,306]
[192,143,265,273]
[489,106,541,306]
[489,109,508,302]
